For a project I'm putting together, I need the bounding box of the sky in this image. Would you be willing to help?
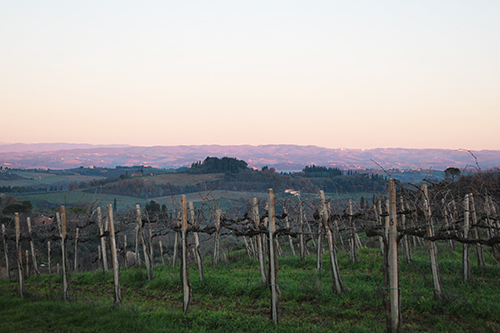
[1,1,499,150]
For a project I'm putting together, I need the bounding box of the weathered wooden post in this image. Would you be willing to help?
[268,189,280,324]
[123,235,127,268]
[135,209,141,266]
[15,213,23,296]
[422,185,443,299]
[442,199,455,251]
[48,241,51,274]
[97,245,101,271]
[316,216,323,272]
[108,204,121,304]
[25,249,29,278]
[470,195,485,267]
[74,228,79,273]
[173,226,179,266]
[96,207,108,273]
[320,191,344,293]
[136,204,153,279]
[181,195,191,313]
[400,197,412,264]
[2,224,10,279]
[253,198,267,283]
[189,202,204,281]
[298,196,305,260]
[26,217,39,276]
[60,206,70,301]
[463,194,471,282]
[213,208,221,268]
[388,179,401,332]
[349,199,358,264]
[159,240,165,265]
[284,207,296,256]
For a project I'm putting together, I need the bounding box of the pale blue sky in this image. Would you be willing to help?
[1,1,499,149]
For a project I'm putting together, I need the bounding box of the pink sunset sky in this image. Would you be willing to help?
[1,1,499,150]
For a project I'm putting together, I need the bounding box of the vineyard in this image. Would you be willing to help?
[1,171,500,332]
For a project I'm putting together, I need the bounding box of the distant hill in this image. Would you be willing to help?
[0,144,499,171]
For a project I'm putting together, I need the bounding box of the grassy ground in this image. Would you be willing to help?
[1,244,499,332]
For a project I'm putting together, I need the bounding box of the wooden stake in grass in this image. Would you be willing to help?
[123,235,127,268]
[96,207,108,273]
[298,196,305,260]
[25,249,29,278]
[97,245,101,271]
[267,189,280,324]
[213,208,221,268]
[471,195,485,268]
[320,191,344,294]
[26,217,39,276]
[422,185,443,299]
[2,224,10,279]
[181,195,191,313]
[189,201,204,281]
[74,228,79,273]
[15,213,24,297]
[388,179,401,333]
[284,206,296,256]
[60,206,70,301]
[48,241,51,274]
[349,199,358,264]
[159,240,164,265]
[108,204,121,305]
[400,197,412,264]
[463,194,471,282]
[253,198,267,283]
[316,214,323,272]
[136,204,153,280]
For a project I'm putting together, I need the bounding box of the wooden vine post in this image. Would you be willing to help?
[60,207,70,301]
[123,235,127,268]
[26,217,39,276]
[213,208,221,268]
[189,201,204,281]
[316,212,323,272]
[470,194,485,267]
[136,204,153,279]
[159,240,164,265]
[268,189,280,324]
[2,224,10,279]
[320,191,344,293]
[48,241,51,274]
[349,199,358,264]
[108,204,121,304]
[284,207,296,256]
[400,198,412,264]
[25,250,29,278]
[96,207,108,273]
[15,213,23,296]
[463,194,471,282]
[388,179,401,333]
[181,195,191,313]
[422,185,443,299]
[74,228,79,273]
[173,211,180,267]
[298,195,305,260]
[253,198,267,283]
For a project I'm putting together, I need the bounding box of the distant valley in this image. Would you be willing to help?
[0,143,499,171]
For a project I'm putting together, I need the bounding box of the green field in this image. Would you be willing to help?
[1,244,499,332]
[0,170,107,188]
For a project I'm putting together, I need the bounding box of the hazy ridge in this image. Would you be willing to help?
[0,143,498,171]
